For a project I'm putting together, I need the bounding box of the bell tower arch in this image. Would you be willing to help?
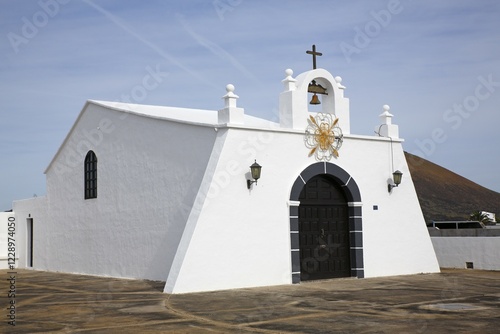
[279,68,350,133]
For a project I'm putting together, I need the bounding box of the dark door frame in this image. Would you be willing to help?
[289,162,363,283]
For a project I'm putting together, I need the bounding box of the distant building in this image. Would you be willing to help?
[7,62,439,293]
[482,211,496,223]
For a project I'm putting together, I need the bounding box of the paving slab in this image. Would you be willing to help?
[1,269,500,333]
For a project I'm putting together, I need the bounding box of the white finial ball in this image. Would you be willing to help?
[383,104,390,111]
[226,84,235,92]
[285,69,293,76]
[335,76,343,83]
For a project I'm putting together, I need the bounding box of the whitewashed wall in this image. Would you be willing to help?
[166,125,439,293]
[12,110,439,293]
[15,103,218,281]
[431,237,500,270]
[11,196,47,269]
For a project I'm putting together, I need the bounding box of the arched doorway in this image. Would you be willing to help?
[289,162,363,284]
[298,175,350,280]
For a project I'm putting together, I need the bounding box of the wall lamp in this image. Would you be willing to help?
[388,170,403,193]
[247,160,262,189]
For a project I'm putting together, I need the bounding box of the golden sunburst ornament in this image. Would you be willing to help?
[304,113,343,161]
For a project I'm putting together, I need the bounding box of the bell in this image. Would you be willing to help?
[310,93,321,105]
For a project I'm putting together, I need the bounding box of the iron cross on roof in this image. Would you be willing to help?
[306,44,322,70]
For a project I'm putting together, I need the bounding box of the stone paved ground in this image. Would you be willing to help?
[1,268,500,333]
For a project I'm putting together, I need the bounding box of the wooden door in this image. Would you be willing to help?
[299,175,350,280]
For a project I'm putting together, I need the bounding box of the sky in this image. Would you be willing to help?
[1,0,499,211]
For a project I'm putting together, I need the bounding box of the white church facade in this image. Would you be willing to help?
[9,58,439,293]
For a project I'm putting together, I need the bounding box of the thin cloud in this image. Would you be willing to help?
[175,13,259,83]
[81,0,218,90]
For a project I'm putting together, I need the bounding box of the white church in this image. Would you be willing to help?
[4,48,440,294]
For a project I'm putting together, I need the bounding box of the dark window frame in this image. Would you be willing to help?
[84,151,97,199]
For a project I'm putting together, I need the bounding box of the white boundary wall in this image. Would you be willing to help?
[431,237,500,270]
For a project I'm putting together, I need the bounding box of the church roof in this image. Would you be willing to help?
[44,99,278,174]
[90,100,278,128]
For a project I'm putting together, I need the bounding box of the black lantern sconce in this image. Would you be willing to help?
[388,170,403,193]
[247,160,262,189]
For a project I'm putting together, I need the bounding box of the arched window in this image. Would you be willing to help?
[84,151,97,199]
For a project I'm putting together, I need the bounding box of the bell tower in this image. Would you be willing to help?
[279,46,350,133]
